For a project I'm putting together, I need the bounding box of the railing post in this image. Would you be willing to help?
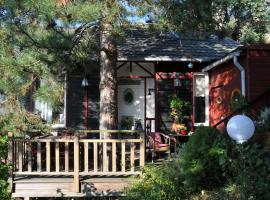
[74,132,80,193]
[7,132,14,192]
[140,131,145,167]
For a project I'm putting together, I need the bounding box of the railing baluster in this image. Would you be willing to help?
[84,142,88,173]
[74,133,80,193]
[103,143,108,172]
[112,142,116,172]
[65,142,69,173]
[140,131,145,167]
[19,142,23,172]
[130,142,135,172]
[55,142,60,172]
[37,142,41,172]
[46,142,50,172]
[93,142,98,172]
[27,142,32,172]
[121,142,125,173]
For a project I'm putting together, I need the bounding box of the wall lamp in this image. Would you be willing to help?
[148,88,155,95]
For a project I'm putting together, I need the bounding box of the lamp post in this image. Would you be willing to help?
[226,114,255,199]
[81,77,89,130]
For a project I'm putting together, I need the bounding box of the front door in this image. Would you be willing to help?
[118,79,145,130]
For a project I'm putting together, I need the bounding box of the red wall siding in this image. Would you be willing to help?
[209,61,242,126]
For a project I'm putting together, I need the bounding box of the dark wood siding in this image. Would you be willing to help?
[248,49,270,101]
[66,74,100,129]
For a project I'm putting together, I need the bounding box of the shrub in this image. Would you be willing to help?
[125,153,187,200]
[255,107,270,132]
[180,126,233,192]
[0,135,10,200]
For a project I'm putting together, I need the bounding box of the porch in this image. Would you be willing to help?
[8,130,146,199]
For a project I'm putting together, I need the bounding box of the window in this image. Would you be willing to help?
[193,73,209,126]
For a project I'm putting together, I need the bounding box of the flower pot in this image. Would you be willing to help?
[172,123,185,134]
[180,129,187,135]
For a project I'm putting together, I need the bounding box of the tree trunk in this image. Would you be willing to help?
[99,22,118,139]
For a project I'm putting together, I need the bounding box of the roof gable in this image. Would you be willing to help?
[118,29,240,62]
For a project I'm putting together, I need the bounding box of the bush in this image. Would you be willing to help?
[125,152,187,200]
[0,135,10,200]
[255,107,270,132]
[180,126,233,192]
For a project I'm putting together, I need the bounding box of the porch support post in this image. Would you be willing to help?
[74,133,80,193]
[140,131,145,167]
[8,132,13,193]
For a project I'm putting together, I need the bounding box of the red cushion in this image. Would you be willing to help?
[150,132,162,144]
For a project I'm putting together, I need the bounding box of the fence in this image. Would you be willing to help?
[8,130,145,192]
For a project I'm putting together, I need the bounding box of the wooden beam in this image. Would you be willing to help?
[134,62,155,77]
[116,62,127,70]
[140,132,145,167]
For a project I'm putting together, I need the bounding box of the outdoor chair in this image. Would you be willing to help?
[146,132,171,162]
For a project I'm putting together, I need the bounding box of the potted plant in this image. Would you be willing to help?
[169,94,191,134]
[180,126,188,135]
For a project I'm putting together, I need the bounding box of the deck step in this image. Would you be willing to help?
[12,177,135,198]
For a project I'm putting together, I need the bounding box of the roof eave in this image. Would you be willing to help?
[202,51,240,72]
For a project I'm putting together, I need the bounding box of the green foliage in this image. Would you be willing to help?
[147,0,270,43]
[0,111,50,136]
[240,25,262,44]
[256,107,270,132]
[169,95,191,124]
[230,92,248,112]
[0,135,10,200]
[125,158,186,200]
[180,126,232,192]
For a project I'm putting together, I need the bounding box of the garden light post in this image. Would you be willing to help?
[226,114,255,199]
[81,77,89,130]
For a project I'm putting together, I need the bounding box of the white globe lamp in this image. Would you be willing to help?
[226,115,255,144]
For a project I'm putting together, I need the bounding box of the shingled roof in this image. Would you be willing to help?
[117,29,240,62]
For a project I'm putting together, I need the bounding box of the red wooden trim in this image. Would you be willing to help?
[117,75,153,79]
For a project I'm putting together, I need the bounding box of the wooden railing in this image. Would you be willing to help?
[8,130,145,193]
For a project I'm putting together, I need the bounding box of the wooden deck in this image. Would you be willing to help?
[8,130,145,199]
[12,176,136,198]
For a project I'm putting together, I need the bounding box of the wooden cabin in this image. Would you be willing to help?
[10,31,270,199]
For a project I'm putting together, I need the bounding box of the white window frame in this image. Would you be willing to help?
[193,72,209,126]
